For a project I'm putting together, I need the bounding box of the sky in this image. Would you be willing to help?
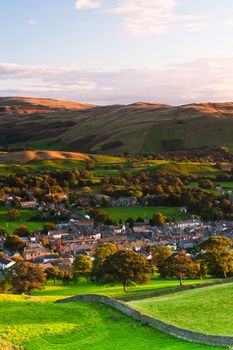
[1,0,233,105]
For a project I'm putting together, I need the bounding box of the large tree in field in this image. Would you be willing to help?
[45,266,63,285]
[14,225,30,237]
[152,245,172,272]
[7,262,46,294]
[160,252,200,286]
[92,243,118,284]
[101,250,153,292]
[72,254,92,283]
[201,236,232,251]
[152,213,167,226]
[200,236,233,278]
[4,235,25,251]
[6,208,21,221]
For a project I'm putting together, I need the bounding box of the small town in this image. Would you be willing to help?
[1,207,233,278]
[1,0,233,349]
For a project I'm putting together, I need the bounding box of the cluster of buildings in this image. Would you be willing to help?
[1,214,233,278]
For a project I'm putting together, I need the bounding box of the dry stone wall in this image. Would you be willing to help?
[56,293,233,347]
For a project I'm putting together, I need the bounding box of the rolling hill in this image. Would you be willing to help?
[1,97,233,154]
[0,150,90,164]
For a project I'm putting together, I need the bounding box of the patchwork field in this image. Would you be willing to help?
[103,206,186,222]
[215,182,233,190]
[128,282,233,336]
[0,207,45,234]
[0,150,221,178]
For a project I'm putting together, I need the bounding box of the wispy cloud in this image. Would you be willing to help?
[75,0,102,10]
[27,19,37,25]
[1,58,233,105]
[106,0,188,36]
[75,0,210,36]
[223,19,233,27]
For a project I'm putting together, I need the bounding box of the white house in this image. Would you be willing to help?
[0,256,15,271]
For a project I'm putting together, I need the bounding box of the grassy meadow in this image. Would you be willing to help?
[0,207,44,234]
[103,206,186,222]
[129,282,233,336]
[0,277,227,350]
[32,276,218,302]
[0,295,225,350]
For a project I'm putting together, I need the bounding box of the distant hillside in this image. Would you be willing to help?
[1,97,233,154]
[0,96,93,115]
[0,150,90,164]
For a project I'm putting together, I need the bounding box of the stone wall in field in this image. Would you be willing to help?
[118,277,233,302]
[56,293,233,347]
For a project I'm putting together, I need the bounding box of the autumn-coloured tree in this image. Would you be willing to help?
[101,250,153,292]
[61,270,73,285]
[152,245,172,272]
[45,266,63,285]
[4,235,25,251]
[92,243,118,284]
[43,223,56,233]
[14,225,30,237]
[201,236,232,251]
[160,252,200,286]
[72,254,92,283]
[6,209,21,221]
[152,212,167,226]
[7,262,46,294]
[200,236,233,278]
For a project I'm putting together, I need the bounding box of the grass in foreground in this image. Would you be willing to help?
[0,295,225,350]
[128,282,233,336]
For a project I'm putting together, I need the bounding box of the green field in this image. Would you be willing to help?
[129,282,233,336]
[0,153,221,178]
[92,154,128,164]
[215,182,233,190]
[0,295,224,350]
[0,207,45,234]
[32,276,217,301]
[103,206,186,222]
[151,162,219,176]
[188,182,220,195]
[0,277,225,350]
[27,159,86,171]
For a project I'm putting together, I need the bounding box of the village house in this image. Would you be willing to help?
[20,200,38,209]
[170,219,202,230]
[0,256,15,271]
[110,197,138,207]
[23,246,51,261]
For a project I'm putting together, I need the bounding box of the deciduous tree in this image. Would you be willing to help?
[160,252,200,286]
[152,246,172,272]
[7,262,46,294]
[101,250,153,292]
[92,243,118,284]
[200,236,233,278]
[72,254,92,283]
[14,225,30,237]
[4,235,25,251]
[6,209,21,221]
